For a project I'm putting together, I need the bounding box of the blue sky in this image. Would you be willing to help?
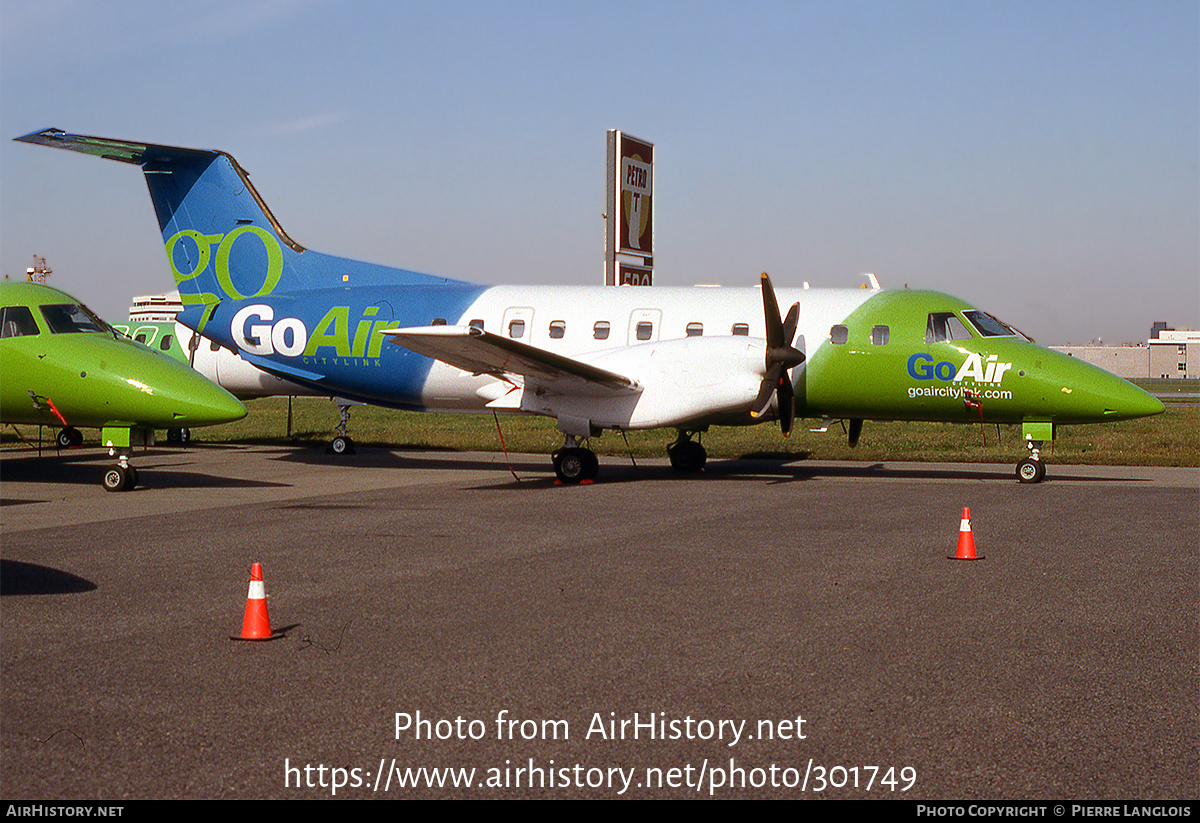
[1,0,1195,344]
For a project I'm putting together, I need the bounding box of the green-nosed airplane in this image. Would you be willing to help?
[15,128,1165,483]
[1,280,247,490]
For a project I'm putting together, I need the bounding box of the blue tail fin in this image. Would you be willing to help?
[14,129,468,332]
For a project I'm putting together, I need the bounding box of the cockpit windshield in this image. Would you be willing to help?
[962,310,1031,341]
[40,303,109,334]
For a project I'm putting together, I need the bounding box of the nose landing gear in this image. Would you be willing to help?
[1016,439,1047,483]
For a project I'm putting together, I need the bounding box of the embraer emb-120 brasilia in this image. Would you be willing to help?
[15,128,1165,483]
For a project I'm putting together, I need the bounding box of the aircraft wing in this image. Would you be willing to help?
[382,326,639,395]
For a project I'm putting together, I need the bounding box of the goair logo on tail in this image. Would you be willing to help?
[166,227,284,300]
[907,352,1013,384]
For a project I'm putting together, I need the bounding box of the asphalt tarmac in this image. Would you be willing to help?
[2,444,1196,799]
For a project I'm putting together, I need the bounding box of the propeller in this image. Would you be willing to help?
[751,272,805,436]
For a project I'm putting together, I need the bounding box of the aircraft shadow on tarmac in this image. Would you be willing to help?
[463,456,1148,488]
[273,444,549,475]
[269,444,1150,487]
[688,459,1143,485]
[0,559,97,596]
[459,459,1017,488]
[0,448,289,490]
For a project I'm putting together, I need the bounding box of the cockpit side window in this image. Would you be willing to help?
[963,310,1028,340]
[40,303,107,334]
[0,305,39,338]
[925,312,972,344]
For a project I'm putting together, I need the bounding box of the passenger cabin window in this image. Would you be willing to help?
[925,312,972,344]
[508,319,525,339]
[0,306,38,338]
[686,322,703,337]
[635,321,654,341]
[160,335,173,351]
[549,320,566,339]
[829,324,848,344]
[594,321,610,340]
[468,319,484,332]
[871,325,890,345]
[40,303,106,334]
[731,323,749,336]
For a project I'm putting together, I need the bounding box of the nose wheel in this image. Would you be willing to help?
[102,453,139,492]
[1016,440,1047,483]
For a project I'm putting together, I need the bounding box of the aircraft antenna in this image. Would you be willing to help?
[26,256,52,283]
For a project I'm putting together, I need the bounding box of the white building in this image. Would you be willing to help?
[1052,326,1198,379]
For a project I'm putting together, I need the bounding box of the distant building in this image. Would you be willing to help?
[1051,323,1198,379]
[1050,345,1149,378]
[128,292,183,322]
[1148,329,1198,379]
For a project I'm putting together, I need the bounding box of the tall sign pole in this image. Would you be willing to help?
[605,130,653,286]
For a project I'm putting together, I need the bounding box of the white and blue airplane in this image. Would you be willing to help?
[15,128,1164,483]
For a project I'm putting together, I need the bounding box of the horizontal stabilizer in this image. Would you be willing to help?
[382,326,639,395]
[15,128,217,166]
[238,352,327,383]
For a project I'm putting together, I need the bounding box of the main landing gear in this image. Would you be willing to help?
[326,399,357,455]
[1016,440,1047,484]
[667,430,707,473]
[56,426,83,449]
[552,436,598,484]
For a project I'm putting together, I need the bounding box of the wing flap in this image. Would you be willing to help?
[382,326,639,395]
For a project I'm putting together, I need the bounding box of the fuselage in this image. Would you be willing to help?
[200,280,1163,431]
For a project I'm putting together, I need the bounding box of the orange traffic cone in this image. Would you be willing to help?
[950,507,984,561]
[233,562,278,640]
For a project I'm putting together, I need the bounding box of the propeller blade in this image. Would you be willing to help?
[753,273,805,429]
[751,363,782,418]
[782,302,799,345]
[760,273,783,352]
[778,375,795,436]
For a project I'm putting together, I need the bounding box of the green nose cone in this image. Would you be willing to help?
[1103,379,1165,420]
[164,377,248,426]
